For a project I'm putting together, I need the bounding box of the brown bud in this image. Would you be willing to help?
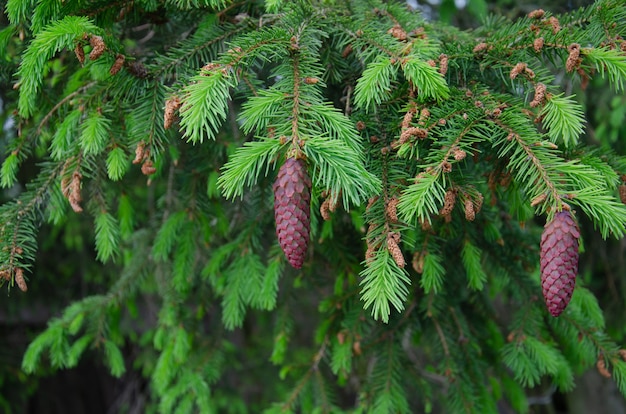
[356,121,366,131]
[619,349,626,361]
[412,251,425,273]
[566,43,581,73]
[464,198,475,221]
[388,25,407,41]
[531,193,547,207]
[75,43,85,64]
[619,185,626,204]
[440,189,457,215]
[141,160,156,175]
[402,109,416,129]
[62,171,83,213]
[342,44,353,58]
[453,148,467,161]
[133,141,147,164]
[441,161,452,173]
[15,268,27,292]
[352,340,362,356]
[547,16,561,34]
[387,233,406,268]
[109,54,125,75]
[320,197,332,221]
[510,62,526,79]
[597,358,611,378]
[164,96,182,130]
[530,83,547,108]
[303,77,319,85]
[533,37,544,53]
[88,35,106,60]
[473,42,489,53]
[439,54,448,76]
[528,9,545,19]
[386,197,399,222]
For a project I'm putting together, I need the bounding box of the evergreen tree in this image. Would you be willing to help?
[1,0,626,411]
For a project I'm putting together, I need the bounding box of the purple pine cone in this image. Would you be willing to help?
[273,158,311,269]
[540,211,580,317]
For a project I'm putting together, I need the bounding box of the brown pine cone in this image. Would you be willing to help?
[273,158,311,269]
[540,211,580,317]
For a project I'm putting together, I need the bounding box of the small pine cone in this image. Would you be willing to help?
[441,161,452,173]
[164,96,182,130]
[464,199,475,221]
[386,197,399,222]
[531,193,547,207]
[566,43,581,73]
[15,268,27,292]
[303,77,319,84]
[619,184,626,204]
[547,16,561,34]
[597,358,611,378]
[89,35,106,60]
[540,211,580,317]
[387,234,406,268]
[320,197,332,221]
[133,141,147,164]
[109,54,125,75]
[342,44,353,58]
[510,62,526,79]
[530,83,547,107]
[453,148,467,161]
[388,24,407,41]
[533,37,544,53]
[412,251,425,273]
[75,43,85,64]
[528,9,545,19]
[439,54,448,76]
[141,159,156,175]
[273,158,311,269]
[440,189,457,215]
[401,108,416,129]
[473,42,488,53]
[62,171,83,213]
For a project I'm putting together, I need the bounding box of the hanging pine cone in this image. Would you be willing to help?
[273,157,311,269]
[540,211,580,317]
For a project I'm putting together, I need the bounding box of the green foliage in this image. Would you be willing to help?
[3,0,626,412]
[359,250,411,323]
[541,94,586,148]
[16,16,100,117]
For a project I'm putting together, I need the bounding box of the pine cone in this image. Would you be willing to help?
[540,211,580,317]
[273,158,311,269]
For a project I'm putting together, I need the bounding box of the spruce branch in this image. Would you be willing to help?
[584,47,626,92]
[540,94,586,148]
[179,68,236,143]
[16,16,100,117]
[359,249,411,323]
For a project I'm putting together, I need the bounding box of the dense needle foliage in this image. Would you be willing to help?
[1,0,626,412]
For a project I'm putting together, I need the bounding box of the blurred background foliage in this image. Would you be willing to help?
[1,0,625,412]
